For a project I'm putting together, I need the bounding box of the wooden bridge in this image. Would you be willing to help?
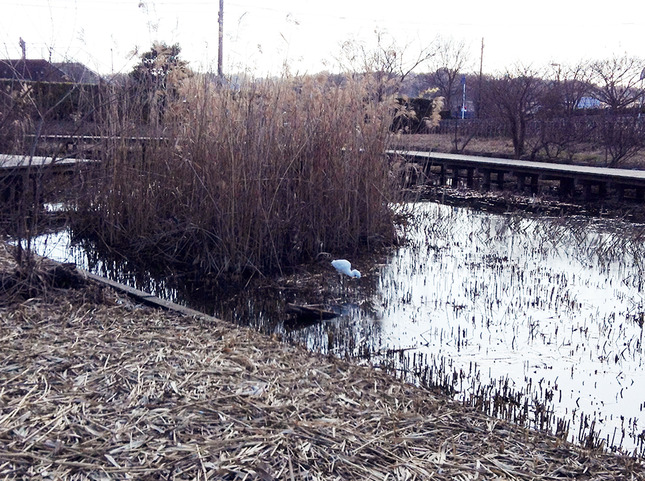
[0,154,94,171]
[389,150,645,202]
[26,134,167,159]
[0,154,96,204]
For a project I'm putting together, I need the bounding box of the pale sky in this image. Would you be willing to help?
[1,0,644,76]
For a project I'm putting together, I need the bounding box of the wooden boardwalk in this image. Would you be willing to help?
[0,154,95,172]
[389,150,645,201]
[0,154,96,204]
[26,134,167,158]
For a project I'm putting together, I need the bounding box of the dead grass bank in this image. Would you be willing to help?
[0,245,643,480]
[390,134,645,168]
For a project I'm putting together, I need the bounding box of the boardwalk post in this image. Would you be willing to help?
[496,171,504,190]
[530,175,539,194]
[637,188,645,202]
[598,182,607,199]
[482,170,491,191]
[387,150,645,203]
[583,181,592,201]
[467,168,475,188]
[616,184,625,201]
[560,178,575,198]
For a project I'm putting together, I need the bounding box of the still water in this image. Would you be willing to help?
[35,202,645,455]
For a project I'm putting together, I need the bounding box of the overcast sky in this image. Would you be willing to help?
[1,0,644,76]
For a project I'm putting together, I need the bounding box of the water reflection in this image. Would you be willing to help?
[276,203,645,455]
[33,202,645,455]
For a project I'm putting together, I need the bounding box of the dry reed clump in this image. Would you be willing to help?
[72,74,402,278]
[0,248,643,480]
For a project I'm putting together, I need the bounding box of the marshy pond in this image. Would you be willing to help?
[35,201,645,456]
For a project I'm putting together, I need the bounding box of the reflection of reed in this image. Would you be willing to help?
[367,203,645,456]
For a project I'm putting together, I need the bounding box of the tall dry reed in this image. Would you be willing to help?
[73,74,403,278]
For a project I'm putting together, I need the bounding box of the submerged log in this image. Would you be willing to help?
[285,303,337,326]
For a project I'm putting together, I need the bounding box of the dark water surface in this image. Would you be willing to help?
[35,202,645,455]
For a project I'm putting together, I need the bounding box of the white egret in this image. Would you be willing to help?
[331,259,361,279]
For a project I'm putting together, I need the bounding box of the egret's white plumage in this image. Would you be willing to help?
[331,259,361,278]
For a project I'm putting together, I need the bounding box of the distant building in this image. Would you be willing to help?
[53,62,101,85]
[577,97,603,109]
[0,59,100,84]
[0,59,67,82]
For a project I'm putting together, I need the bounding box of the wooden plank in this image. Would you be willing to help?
[388,150,645,185]
[81,270,220,323]
[0,154,96,170]
[26,134,167,142]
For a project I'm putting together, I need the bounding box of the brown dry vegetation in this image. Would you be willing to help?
[1,244,644,480]
[390,133,645,169]
[390,133,518,159]
[70,74,402,280]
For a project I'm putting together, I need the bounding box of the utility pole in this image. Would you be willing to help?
[218,0,224,80]
[477,37,484,118]
[638,68,645,119]
[461,75,466,119]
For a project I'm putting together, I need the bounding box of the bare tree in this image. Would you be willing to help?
[431,38,471,116]
[338,30,437,101]
[482,65,543,158]
[559,61,594,114]
[540,61,592,116]
[589,55,645,111]
[526,61,595,160]
[584,55,645,165]
[598,115,645,166]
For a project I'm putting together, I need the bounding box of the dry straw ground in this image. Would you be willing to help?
[1,243,644,480]
[390,133,645,169]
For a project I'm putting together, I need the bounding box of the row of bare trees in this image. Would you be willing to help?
[338,33,645,166]
[401,48,645,166]
[480,58,645,164]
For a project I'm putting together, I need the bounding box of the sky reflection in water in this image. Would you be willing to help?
[292,202,645,454]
